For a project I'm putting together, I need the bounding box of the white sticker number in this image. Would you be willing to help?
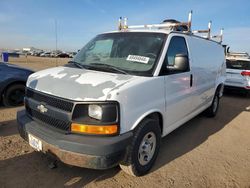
[126,55,150,64]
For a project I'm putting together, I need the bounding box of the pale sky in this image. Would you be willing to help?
[0,0,250,53]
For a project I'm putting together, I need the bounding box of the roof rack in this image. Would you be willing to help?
[118,11,192,32]
[192,21,212,39]
[118,11,223,43]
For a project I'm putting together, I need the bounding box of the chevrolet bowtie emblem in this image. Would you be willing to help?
[37,104,48,113]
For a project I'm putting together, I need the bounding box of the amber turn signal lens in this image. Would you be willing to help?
[71,123,118,135]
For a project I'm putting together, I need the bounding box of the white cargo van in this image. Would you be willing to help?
[17,12,226,176]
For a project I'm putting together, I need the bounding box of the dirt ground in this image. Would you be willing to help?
[0,56,250,188]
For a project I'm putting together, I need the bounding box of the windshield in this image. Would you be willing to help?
[72,32,166,76]
[226,59,250,70]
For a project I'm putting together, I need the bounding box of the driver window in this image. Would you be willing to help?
[160,36,189,75]
[165,36,188,66]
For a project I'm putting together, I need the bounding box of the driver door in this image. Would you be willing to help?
[162,35,194,133]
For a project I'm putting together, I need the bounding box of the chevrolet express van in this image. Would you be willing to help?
[17,14,226,176]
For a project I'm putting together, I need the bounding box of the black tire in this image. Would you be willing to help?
[245,90,250,98]
[2,84,25,107]
[205,92,220,117]
[119,118,161,176]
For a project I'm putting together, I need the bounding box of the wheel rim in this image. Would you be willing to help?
[9,89,24,106]
[138,132,156,166]
[213,96,218,113]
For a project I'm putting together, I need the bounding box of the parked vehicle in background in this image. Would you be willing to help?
[49,50,62,58]
[40,52,51,57]
[7,52,20,58]
[56,53,70,58]
[0,62,33,106]
[17,12,226,176]
[225,52,250,95]
[30,51,42,56]
[35,51,44,56]
[69,52,77,58]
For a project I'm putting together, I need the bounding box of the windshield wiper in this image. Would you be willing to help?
[68,61,92,69]
[89,63,128,75]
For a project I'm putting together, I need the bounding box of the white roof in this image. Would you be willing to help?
[104,29,171,35]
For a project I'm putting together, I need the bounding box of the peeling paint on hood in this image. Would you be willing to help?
[27,66,137,101]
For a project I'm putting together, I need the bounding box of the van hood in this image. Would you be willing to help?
[27,66,137,101]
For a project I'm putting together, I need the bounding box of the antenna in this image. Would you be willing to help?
[55,19,58,52]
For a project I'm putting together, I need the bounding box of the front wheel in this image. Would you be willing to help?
[119,118,161,176]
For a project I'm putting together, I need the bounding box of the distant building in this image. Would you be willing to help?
[23,47,41,52]
[23,47,31,52]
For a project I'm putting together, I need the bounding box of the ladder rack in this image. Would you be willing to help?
[118,11,223,43]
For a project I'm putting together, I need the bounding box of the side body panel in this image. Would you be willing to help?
[154,33,225,137]
[186,36,226,112]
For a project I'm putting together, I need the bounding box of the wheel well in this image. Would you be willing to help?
[1,81,26,98]
[144,112,163,134]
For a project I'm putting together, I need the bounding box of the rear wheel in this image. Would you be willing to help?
[119,118,161,176]
[205,92,220,117]
[2,84,25,107]
[245,90,250,97]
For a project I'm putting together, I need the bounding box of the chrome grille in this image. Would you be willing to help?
[25,88,73,131]
[26,89,74,112]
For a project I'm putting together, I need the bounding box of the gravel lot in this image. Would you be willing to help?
[0,56,249,188]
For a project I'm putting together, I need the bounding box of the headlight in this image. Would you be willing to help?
[88,104,102,120]
[71,102,119,135]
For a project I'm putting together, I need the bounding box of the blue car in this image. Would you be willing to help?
[0,62,33,106]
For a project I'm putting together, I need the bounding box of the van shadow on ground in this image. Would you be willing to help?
[152,92,249,172]
[0,93,249,187]
[0,151,120,187]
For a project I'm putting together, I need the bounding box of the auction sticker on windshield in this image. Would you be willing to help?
[127,55,150,64]
[28,133,42,151]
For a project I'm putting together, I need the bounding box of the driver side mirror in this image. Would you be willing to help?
[167,54,189,72]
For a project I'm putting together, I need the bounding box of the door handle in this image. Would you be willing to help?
[190,74,193,87]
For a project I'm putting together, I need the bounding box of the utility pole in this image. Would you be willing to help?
[55,19,58,66]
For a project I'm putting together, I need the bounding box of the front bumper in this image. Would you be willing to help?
[17,110,133,169]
